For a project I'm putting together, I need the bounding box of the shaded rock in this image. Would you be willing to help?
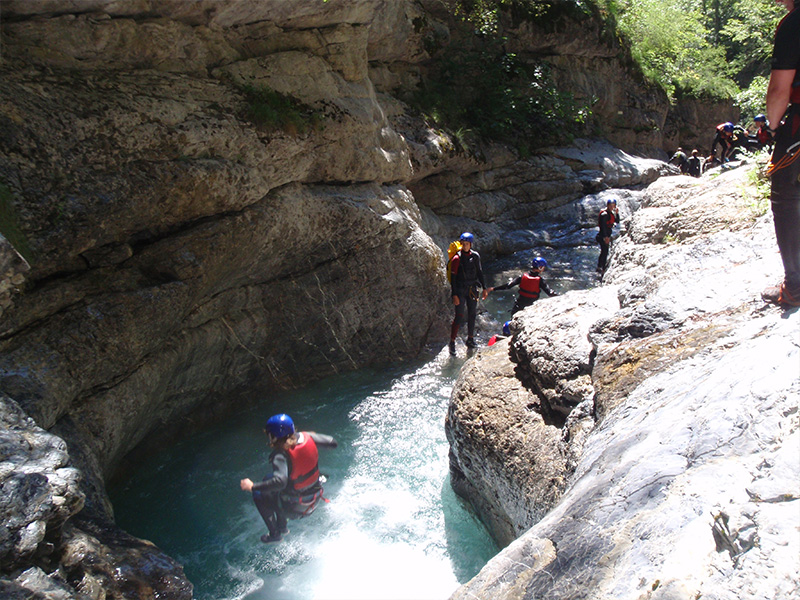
[445,339,569,547]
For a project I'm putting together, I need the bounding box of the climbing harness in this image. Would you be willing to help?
[766,139,800,178]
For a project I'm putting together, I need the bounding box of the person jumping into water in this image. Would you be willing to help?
[240,413,337,543]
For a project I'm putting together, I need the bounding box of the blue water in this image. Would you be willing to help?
[110,353,498,600]
[109,237,601,600]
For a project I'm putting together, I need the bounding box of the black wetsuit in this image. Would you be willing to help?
[769,6,800,297]
[687,155,702,177]
[669,150,688,173]
[252,432,337,537]
[450,249,486,342]
[596,207,618,273]
[493,272,558,314]
[729,125,757,156]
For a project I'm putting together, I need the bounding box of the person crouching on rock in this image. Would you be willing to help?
[596,198,619,275]
[448,232,489,354]
[485,256,558,315]
[240,413,337,543]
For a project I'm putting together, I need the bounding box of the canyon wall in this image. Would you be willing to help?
[0,1,726,597]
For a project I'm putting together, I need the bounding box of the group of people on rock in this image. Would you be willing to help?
[669,115,774,177]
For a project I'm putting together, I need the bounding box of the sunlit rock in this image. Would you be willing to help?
[449,168,799,600]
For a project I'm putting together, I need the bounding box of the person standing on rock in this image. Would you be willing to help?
[687,149,703,177]
[485,256,558,315]
[240,413,337,543]
[449,232,488,354]
[669,147,689,173]
[596,198,619,275]
[762,0,800,307]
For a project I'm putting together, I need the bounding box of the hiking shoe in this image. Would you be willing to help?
[261,533,283,543]
[762,282,800,307]
[448,341,456,355]
[466,338,477,348]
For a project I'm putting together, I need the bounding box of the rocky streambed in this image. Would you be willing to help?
[447,166,799,600]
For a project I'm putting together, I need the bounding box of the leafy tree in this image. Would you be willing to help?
[720,0,784,85]
[611,0,738,100]
[410,1,593,152]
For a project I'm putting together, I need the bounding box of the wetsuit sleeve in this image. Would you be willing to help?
[251,452,289,492]
[492,276,522,291]
[476,254,486,289]
[308,432,338,449]
[541,278,558,297]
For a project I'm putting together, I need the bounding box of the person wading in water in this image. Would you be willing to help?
[596,198,619,276]
[485,256,558,315]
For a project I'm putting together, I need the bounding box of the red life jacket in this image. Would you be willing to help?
[519,273,541,299]
[285,433,320,492]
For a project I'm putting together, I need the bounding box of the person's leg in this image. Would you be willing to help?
[252,489,283,541]
[451,296,466,340]
[770,170,800,299]
[764,117,800,305]
[597,240,609,272]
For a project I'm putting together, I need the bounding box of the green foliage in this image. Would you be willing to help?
[599,0,783,103]
[742,154,771,217]
[412,44,591,151]
[453,0,594,30]
[410,5,592,152]
[721,0,784,83]
[734,75,768,120]
[0,182,33,263]
[610,0,738,100]
[240,85,322,134]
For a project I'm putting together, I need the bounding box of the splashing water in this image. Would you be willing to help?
[110,350,498,600]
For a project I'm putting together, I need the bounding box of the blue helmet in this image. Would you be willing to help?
[754,114,767,123]
[265,413,295,439]
[459,232,474,243]
[722,122,734,133]
[531,256,548,270]
[502,321,511,336]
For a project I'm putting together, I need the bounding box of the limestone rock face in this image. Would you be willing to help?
[0,1,739,597]
[0,396,83,570]
[449,168,799,600]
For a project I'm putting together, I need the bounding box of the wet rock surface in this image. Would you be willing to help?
[448,169,799,600]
